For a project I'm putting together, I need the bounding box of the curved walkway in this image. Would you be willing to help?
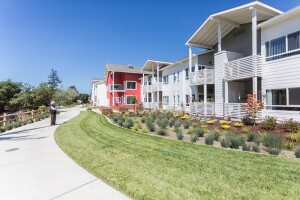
[0,107,130,200]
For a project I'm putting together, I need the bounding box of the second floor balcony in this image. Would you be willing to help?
[224,55,262,81]
[143,78,162,93]
[189,68,215,86]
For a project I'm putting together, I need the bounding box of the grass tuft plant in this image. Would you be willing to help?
[205,134,214,145]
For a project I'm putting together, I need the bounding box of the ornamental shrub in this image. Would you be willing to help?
[295,146,300,158]
[261,116,277,130]
[195,127,205,137]
[183,121,190,129]
[190,133,198,143]
[284,119,300,132]
[176,129,184,140]
[205,134,214,145]
[168,118,175,127]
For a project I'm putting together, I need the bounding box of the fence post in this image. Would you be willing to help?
[19,111,23,122]
[31,110,34,122]
[3,113,6,128]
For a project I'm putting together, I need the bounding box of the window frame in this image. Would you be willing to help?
[125,95,137,105]
[126,81,137,90]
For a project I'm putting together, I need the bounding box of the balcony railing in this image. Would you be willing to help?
[189,68,215,86]
[224,55,262,81]
[143,85,152,93]
[224,103,262,120]
[107,84,125,92]
[152,82,162,91]
[189,102,215,115]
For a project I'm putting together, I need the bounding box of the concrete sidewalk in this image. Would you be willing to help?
[0,107,130,200]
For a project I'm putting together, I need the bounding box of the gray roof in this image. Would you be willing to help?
[106,64,147,74]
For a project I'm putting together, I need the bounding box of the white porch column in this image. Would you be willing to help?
[218,21,222,52]
[142,73,145,105]
[204,70,207,116]
[182,68,185,108]
[112,71,115,107]
[151,67,154,108]
[224,81,228,103]
[251,7,258,95]
[156,63,160,106]
[189,45,193,102]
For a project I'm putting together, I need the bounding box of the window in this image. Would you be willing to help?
[185,95,190,106]
[163,96,169,105]
[177,95,180,105]
[289,88,300,105]
[163,75,169,84]
[266,36,286,57]
[185,69,189,79]
[173,95,176,105]
[114,97,121,103]
[266,89,286,105]
[288,31,300,51]
[177,71,180,82]
[265,30,300,61]
[173,73,176,83]
[126,96,137,104]
[111,84,122,90]
[126,81,136,90]
[191,66,195,72]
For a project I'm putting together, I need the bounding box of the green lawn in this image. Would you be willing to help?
[55,111,300,200]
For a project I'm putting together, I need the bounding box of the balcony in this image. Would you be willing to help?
[224,55,262,81]
[224,103,262,120]
[189,68,215,86]
[108,84,125,92]
[152,82,162,91]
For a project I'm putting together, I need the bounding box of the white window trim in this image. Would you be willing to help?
[163,75,169,84]
[125,81,137,90]
[163,96,169,105]
[125,95,137,105]
[265,30,300,61]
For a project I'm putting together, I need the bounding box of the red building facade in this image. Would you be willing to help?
[105,64,144,107]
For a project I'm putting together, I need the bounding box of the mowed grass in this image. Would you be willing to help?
[55,111,300,200]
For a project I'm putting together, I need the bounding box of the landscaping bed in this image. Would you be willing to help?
[106,110,300,159]
[55,111,300,200]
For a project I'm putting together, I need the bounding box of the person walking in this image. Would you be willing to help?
[50,101,57,126]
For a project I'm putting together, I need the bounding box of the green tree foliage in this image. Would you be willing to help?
[54,88,79,106]
[0,80,22,112]
[47,69,62,89]
[32,83,54,107]
[78,93,89,104]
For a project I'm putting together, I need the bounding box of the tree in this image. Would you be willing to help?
[47,69,62,89]
[54,88,79,106]
[32,83,55,108]
[241,92,264,125]
[78,93,89,104]
[0,80,22,112]
[69,86,79,94]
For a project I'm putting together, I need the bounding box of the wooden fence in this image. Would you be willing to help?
[0,110,40,128]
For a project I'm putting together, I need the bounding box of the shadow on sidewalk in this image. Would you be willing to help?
[0,124,61,138]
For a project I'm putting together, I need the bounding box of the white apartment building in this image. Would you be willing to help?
[137,1,300,122]
[259,6,300,120]
[91,78,108,107]
[186,1,284,119]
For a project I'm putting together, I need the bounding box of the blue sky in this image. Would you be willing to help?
[0,0,299,93]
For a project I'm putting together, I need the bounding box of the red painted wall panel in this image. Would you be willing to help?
[106,72,143,107]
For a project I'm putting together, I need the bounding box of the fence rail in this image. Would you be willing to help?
[0,110,42,128]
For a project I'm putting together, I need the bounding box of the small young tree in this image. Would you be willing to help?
[241,92,264,126]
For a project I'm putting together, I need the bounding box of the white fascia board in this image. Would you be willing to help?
[258,6,300,29]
